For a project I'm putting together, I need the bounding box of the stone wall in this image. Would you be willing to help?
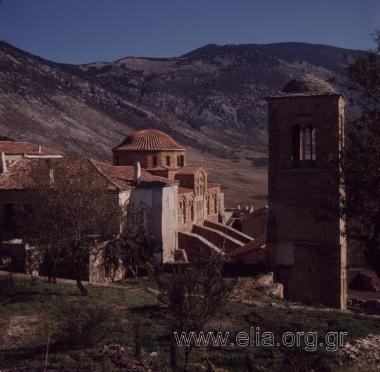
[114,149,185,171]
[131,184,178,263]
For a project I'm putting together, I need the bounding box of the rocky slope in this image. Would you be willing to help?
[76,42,359,153]
[0,41,361,205]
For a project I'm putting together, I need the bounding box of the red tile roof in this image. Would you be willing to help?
[91,160,176,189]
[0,141,63,156]
[113,129,185,151]
[0,158,175,191]
[175,165,204,175]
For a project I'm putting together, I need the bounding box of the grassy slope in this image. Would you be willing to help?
[0,277,379,371]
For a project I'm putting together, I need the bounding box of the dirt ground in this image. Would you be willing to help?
[0,314,41,351]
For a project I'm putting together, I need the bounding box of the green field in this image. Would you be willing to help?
[0,275,379,371]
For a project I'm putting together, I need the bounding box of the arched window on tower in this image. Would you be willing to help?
[292,125,316,166]
[302,126,316,162]
[292,125,301,162]
[180,155,185,166]
[311,127,316,161]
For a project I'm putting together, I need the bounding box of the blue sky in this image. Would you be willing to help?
[0,0,379,64]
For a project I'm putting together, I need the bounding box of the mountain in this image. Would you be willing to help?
[0,41,361,205]
[75,42,359,153]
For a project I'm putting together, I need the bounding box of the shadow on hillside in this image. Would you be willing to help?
[0,289,81,306]
[0,344,48,366]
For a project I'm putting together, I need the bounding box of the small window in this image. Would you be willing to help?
[177,156,180,166]
[166,156,171,166]
[180,155,185,166]
[152,156,158,167]
[292,124,316,166]
[292,125,301,162]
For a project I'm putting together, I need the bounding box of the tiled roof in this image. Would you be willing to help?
[113,129,185,151]
[0,141,63,156]
[175,165,204,175]
[0,158,174,191]
[91,160,175,189]
[280,74,336,96]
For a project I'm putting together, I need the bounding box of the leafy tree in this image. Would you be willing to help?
[155,255,232,371]
[343,29,380,277]
[23,158,122,295]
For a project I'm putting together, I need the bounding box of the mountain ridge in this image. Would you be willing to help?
[0,40,360,205]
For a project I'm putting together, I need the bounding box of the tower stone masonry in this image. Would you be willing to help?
[267,75,347,309]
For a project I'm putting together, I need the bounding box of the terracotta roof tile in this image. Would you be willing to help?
[0,141,63,156]
[175,165,204,175]
[0,158,175,191]
[113,129,184,151]
[91,160,176,188]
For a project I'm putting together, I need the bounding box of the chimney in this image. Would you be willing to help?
[134,161,141,182]
[38,145,42,154]
[1,152,7,173]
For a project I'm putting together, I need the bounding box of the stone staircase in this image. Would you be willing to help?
[191,224,245,253]
[178,231,225,262]
[203,220,253,244]
[177,220,254,262]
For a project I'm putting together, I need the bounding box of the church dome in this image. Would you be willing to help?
[113,129,185,151]
[282,75,336,95]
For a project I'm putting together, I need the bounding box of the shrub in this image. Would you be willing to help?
[53,300,118,349]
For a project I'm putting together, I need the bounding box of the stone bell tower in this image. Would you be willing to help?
[267,75,347,309]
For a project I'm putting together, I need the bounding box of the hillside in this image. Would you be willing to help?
[0,41,360,205]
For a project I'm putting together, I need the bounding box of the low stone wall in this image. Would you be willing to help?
[0,240,34,274]
[204,220,253,244]
[178,231,224,262]
[192,224,244,253]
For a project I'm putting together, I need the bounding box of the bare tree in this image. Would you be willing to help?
[155,256,232,371]
[23,158,122,295]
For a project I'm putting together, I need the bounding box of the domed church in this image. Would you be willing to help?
[112,129,225,230]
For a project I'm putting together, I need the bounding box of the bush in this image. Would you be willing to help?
[53,300,118,349]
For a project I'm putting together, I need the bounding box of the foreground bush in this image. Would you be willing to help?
[53,300,118,349]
